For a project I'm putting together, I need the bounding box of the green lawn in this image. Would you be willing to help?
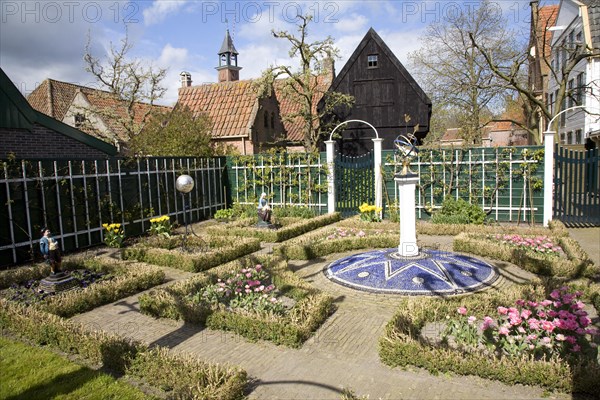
[0,336,156,400]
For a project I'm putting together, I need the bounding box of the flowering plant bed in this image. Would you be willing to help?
[453,232,598,279]
[122,234,261,272]
[0,256,165,318]
[139,256,333,347]
[204,213,341,243]
[379,283,600,395]
[443,287,598,361]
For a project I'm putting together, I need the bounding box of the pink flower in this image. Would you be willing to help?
[468,316,476,325]
[497,306,508,315]
[550,290,560,299]
[542,336,551,344]
[527,301,538,308]
[571,344,581,352]
[565,336,577,344]
[270,297,277,303]
[245,289,251,294]
[499,326,510,335]
[481,316,495,330]
[555,334,566,341]
[527,318,540,330]
[540,300,553,307]
[521,309,532,319]
[255,264,262,271]
[246,273,252,278]
[527,334,538,341]
[516,299,525,306]
[541,320,555,332]
[457,306,467,315]
[579,316,591,327]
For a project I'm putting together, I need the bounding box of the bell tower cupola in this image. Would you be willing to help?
[216,29,242,82]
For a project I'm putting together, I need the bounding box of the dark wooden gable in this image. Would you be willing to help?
[326,28,432,154]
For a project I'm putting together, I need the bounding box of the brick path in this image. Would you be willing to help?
[71,236,573,400]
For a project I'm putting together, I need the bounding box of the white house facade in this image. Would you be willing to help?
[548,0,600,147]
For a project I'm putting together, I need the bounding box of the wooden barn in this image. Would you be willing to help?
[323,28,432,155]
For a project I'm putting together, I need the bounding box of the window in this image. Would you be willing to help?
[549,93,554,115]
[560,133,565,144]
[367,54,378,68]
[560,98,566,127]
[576,31,583,43]
[567,131,573,144]
[74,113,85,128]
[270,112,275,129]
[575,129,582,144]
[263,111,268,128]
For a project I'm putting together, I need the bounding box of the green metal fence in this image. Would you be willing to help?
[335,151,375,217]
[554,146,600,226]
[1,157,226,266]
[226,152,328,212]
[382,146,545,223]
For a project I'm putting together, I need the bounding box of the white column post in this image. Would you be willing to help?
[395,175,419,257]
[543,130,555,227]
[325,140,336,214]
[372,138,383,219]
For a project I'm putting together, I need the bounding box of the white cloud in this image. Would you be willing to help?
[143,0,187,26]
[333,13,369,33]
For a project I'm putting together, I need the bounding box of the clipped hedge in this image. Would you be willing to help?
[378,285,600,395]
[204,213,342,243]
[0,300,247,399]
[453,233,599,279]
[123,235,261,272]
[139,256,334,347]
[276,227,399,260]
[1,256,165,318]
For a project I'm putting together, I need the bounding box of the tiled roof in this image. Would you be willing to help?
[274,74,332,142]
[177,80,258,138]
[27,79,171,143]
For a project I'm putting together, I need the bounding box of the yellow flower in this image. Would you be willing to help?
[359,203,369,213]
[150,218,157,223]
[102,223,108,229]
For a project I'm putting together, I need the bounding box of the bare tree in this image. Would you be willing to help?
[410,0,520,145]
[470,1,599,143]
[83,29,167,147]
[256,14,354,153]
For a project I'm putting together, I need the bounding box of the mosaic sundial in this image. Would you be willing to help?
[325,249,498,296]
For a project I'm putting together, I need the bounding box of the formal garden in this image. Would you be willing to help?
[1,195,599,399]
[0,145,598,399]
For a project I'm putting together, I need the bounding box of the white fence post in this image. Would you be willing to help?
[325,140,336,214]
[373,138,383,218]
[543,130,555,227]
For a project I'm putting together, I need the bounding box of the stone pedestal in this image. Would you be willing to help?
[39,271,79,293]
[395,173,419,257]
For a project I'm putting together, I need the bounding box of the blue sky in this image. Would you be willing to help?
[1,1,549,106]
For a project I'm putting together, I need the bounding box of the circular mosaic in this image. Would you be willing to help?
[325,249,498,296]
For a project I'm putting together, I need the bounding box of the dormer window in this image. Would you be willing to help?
[74,113,86,128]
[367,54,378,68]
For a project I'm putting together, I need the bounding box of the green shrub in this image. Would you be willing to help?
[123,235,261,272]
[431,198,486,225]
[205,212,341,243]
[0,257,165,318]
[453,233,599,279]
[214,208,235,222]
[273,206,316,219]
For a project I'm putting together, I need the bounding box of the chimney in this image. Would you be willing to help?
[180,71,192,88]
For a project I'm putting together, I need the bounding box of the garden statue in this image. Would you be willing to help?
[257,192,272,226]
[40,228,62,274]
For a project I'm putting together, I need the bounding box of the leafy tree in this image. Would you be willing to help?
[410,0,519,145]
[471,1,600,143]
[129,106,215,157]
[256,14,354,152]
[83,29,167,147]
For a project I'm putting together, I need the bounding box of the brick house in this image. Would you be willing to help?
[177,30,286,155]
[0,68,117,159]
[27,76,171,152]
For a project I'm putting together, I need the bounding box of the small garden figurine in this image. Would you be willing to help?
[257,192,272,224]
[40,227,62,274]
